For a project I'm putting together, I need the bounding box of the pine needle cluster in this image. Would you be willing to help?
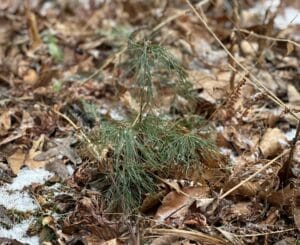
[125,36,193,113]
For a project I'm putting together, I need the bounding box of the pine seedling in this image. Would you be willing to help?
[83,33,220,213]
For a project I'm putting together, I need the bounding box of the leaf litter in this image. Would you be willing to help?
[0,0,299,244]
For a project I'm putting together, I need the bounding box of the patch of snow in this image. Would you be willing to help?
[275,7,300,28]
[110,108,125,121]
[278,138,289,147]
[219,147,236,163]
[285,128,297,141]
[0,190,38,212]
[66,164,74,175]
[216,125,224,133]
[0,168,52,211]
[0,219,39,245]
[8,168,52,191]
[249,1,299,28]
[0,168,53,244]
[250,0,280,14]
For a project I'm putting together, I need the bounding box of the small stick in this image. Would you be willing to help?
[236,28,300,48]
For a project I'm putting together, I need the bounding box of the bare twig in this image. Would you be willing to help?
[236,28,300,48]
[235,228,295,237]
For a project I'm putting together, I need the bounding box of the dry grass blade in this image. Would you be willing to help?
[147,228,227,245]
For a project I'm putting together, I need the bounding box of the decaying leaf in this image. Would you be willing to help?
[25,134,47,170]
[286,42,294,56]
[7,148,26,175]
[259,128,287,158]
[155,186,210,222]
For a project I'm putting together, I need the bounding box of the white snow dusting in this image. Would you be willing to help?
[0,168,53,245]
[250,0,300,28]
[285,128,296,141]
[0,219,39,245]
[8,168,52,191]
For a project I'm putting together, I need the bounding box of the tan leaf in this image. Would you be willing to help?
[0,111,11,131]
[155,186,210,222]
[259,128,287,158]
[287,84,300,105]
[25,134,47,170]
[102,239,121,245]
[286,42,294,56]
[7,149,26,174]
[23,68,39,85]
[151,235,179,245]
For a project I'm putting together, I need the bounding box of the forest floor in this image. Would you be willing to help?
[0,0,299,244]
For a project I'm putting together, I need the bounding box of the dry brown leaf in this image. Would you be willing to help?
[151,235,179,245]
[120,91,140,112]
[286,42,294,56]
[0,111,11,132]
[101,238,122,245]
[23,68,39,85]
[148,228,227,245]
[259,128,287,158]
[293,188,300,231]
[34,136,82,165]
[155,186,210,222]
[7,149,26,174]
[287,84,300,105]
[240,40,257,55]
[25,134,47,170]
[266,184,294,206]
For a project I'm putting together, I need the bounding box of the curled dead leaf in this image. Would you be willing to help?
[259,128,287,158]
